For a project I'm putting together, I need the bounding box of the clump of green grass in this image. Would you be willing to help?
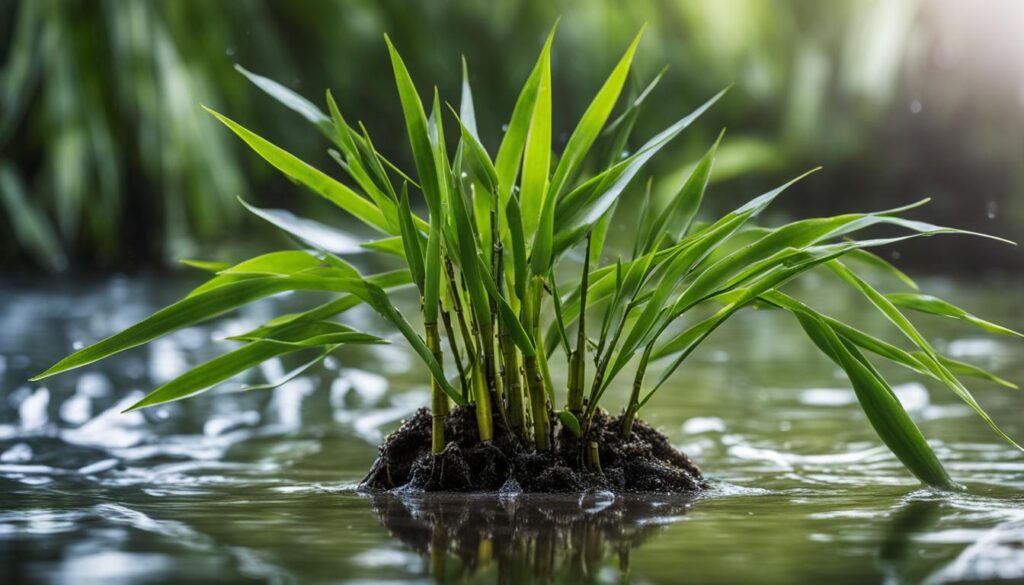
[34,26,1021,490]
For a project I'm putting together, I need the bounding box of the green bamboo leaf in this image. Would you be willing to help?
[459,56,479,140]
[124,321,385,412]
[397,184,426,292]
[506,193,529,303]
[654,129,724,247]
[558,408,582,438]
[360,236,406,258]
[494,24,557,204]
[548,26,645,199]
[759,291,1018,390]
[846,249,918,291]
[829,261,1022,451]
[477,253,536,357]
[233,321,388,347]
[919,353,1019,390]
[357,280,465,405]
[794,313,955,489]
[519,29,552,244]
[448,104,498,193]
[230,269,412,341]
[235,65,332,135]
[886,293,1024,339]
[179,259,230,273]
[125,339,311,412]
[384,35,443,216]
[552,87,730,252]
[188,250,340,297]
[238,197,363,255]
[450,174,491,333]
[205,108,390,234]
[325,90,399,230]
[33,274,376,380]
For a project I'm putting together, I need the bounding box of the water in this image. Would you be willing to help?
[1,274,1022,584]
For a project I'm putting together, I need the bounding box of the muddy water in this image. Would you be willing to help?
[1,274,1022,584]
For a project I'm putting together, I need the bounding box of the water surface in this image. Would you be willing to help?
[1,274,1022,584]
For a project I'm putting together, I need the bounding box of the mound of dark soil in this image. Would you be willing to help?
[360,406,704,494]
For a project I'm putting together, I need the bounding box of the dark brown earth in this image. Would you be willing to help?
[360,406,704,494]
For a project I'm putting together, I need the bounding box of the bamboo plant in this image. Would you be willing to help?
[34,27,1021,490]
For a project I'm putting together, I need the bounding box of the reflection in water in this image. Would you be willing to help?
[365,492,696,583]
[877,496,942,585]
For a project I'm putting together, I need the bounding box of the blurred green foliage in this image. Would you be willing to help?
[1,0,1021,272]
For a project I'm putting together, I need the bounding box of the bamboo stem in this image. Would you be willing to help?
[472,352,494,441]
[524,354,549,449]
[620,343,651,438]
[444,256,476,364]
[567,232,592,414]
[425,320,448,454]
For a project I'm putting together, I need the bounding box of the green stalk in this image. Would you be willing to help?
[440,309,470,401]
[472,345,494,442]
[444,256,476,365]
[524,353,549,449]
[524,274,550,449]
[501,335,525,437]
[425,320,448,454]
[567,233,591,414]
[485,206,513,433]
[620,342,651,437]
[494,229,526,438]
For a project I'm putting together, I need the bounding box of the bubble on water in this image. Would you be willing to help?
[1,443,33,463]
[986,201,998,220]
[909,100,922,114]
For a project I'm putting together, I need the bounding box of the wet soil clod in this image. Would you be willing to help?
[360,406,704,494]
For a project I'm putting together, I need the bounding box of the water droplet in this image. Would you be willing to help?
[909,100,922,114]
[225,47,236,57]
[72,341,84,350]
[986,200,998,219]
[501,124,509,133]
[620,150,630,160]
[890,250,902,260]
[460,171,468,179]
